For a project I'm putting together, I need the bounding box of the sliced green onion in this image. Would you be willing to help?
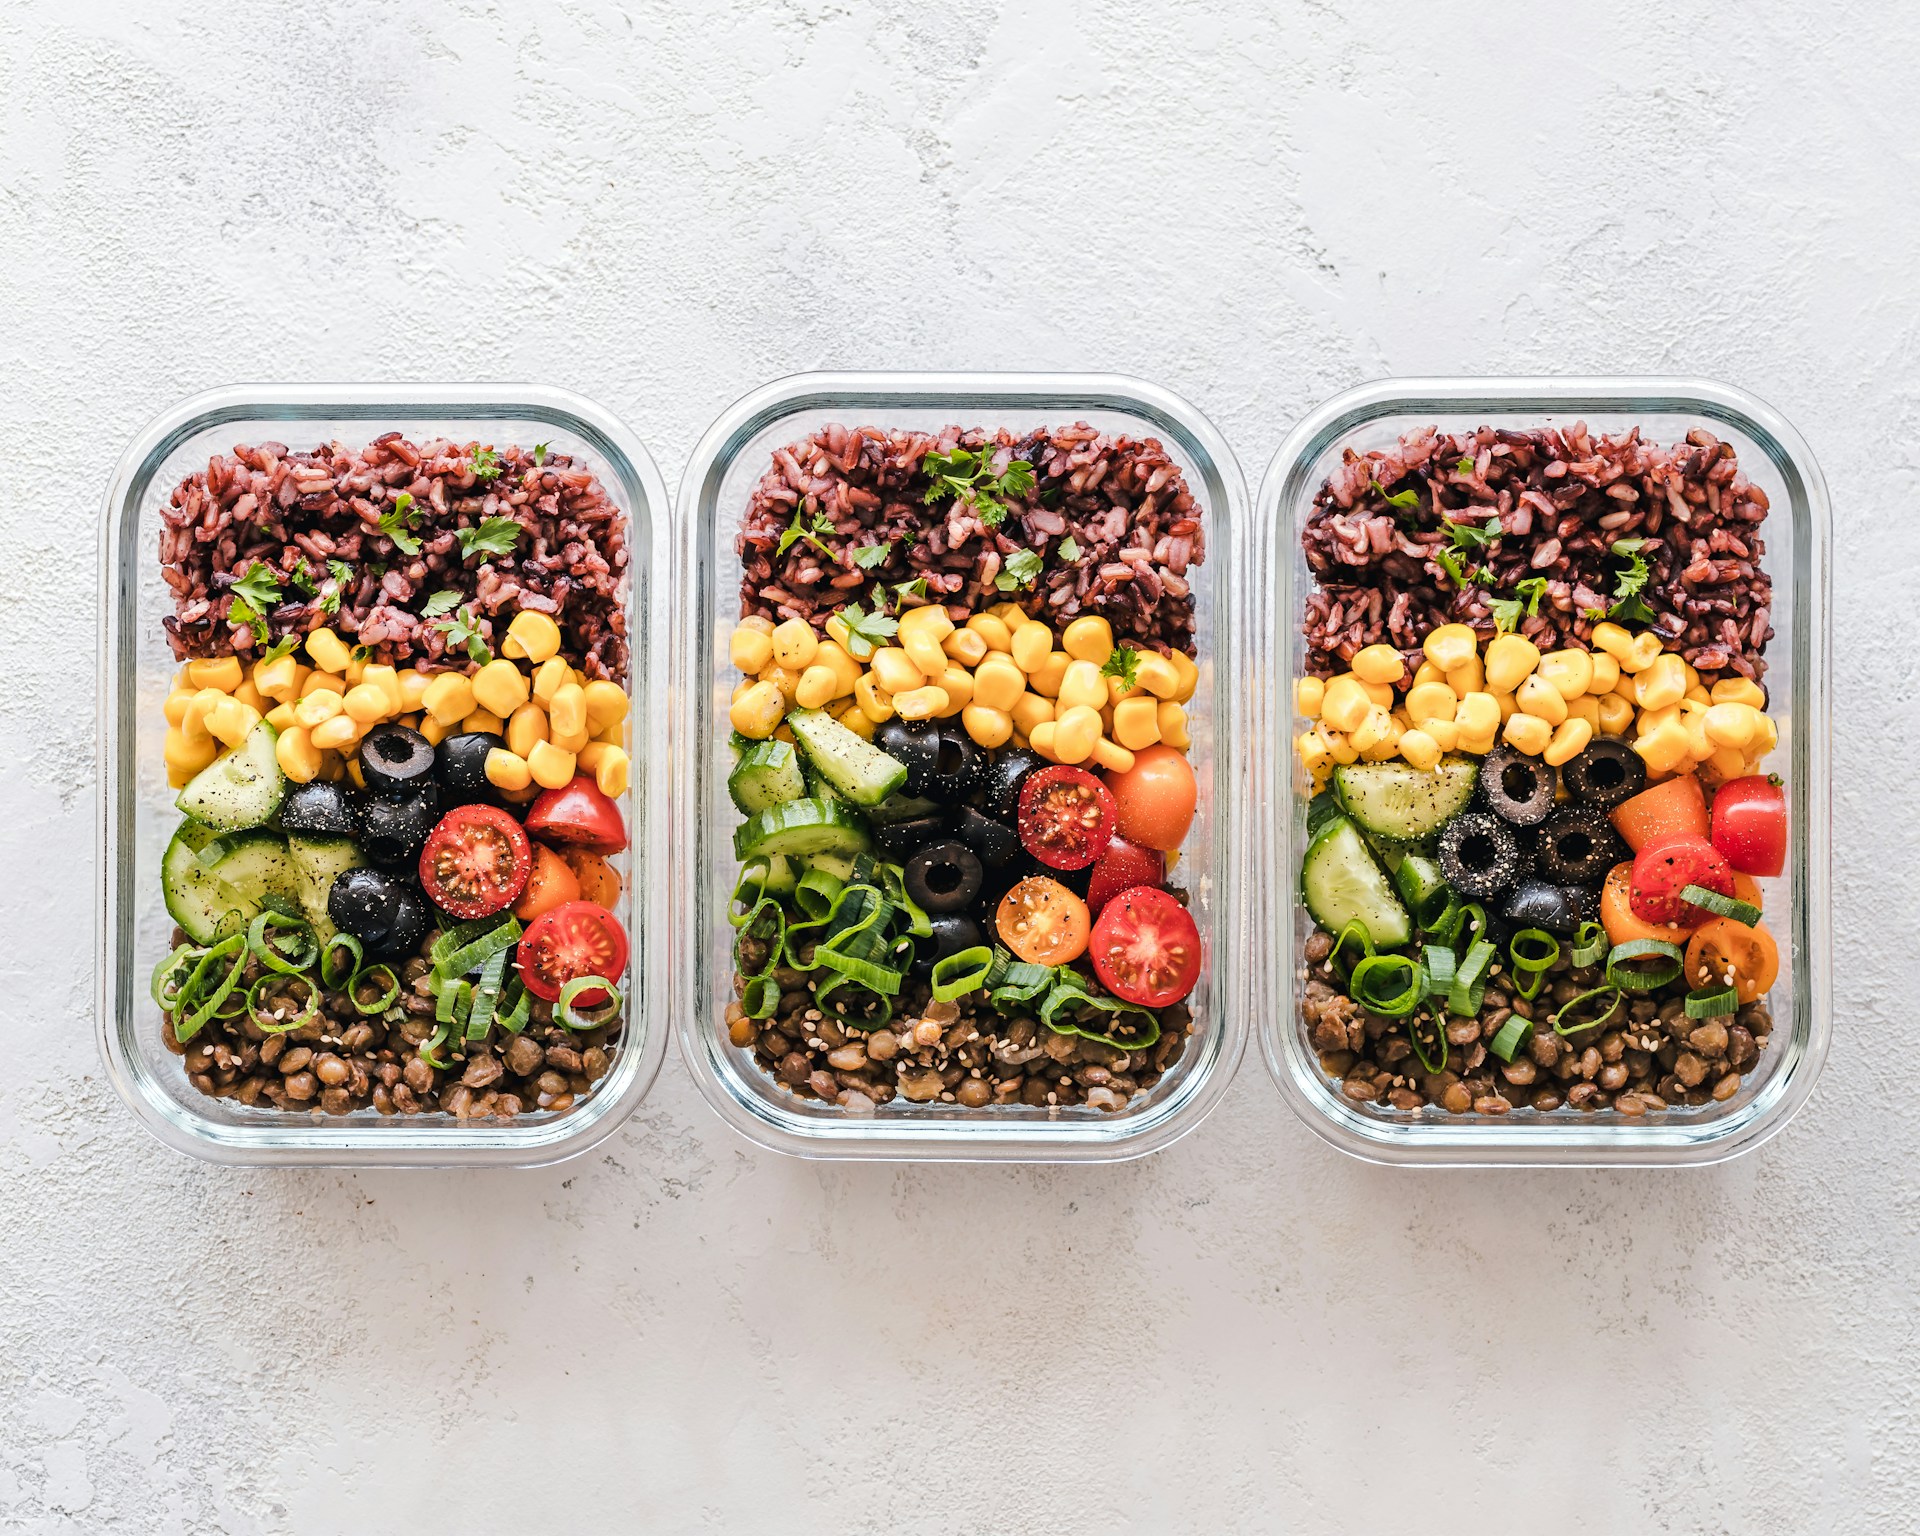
[741,974,779,1020]
[1421,944,1457,999]
[349,963,401,1016]
[1509,929,1560,972]
[466,949,509,1040]
[247,910,318,975]
[319,933,364,990]
[1552,984,1624,1037]
[731,896,786,980]
[987,952,1055,1009]
[1349,953,1422,1018]
[1447,939,1496,1016]
[793,867,846,921]
[728,859,773,926]
[1326,919,1374,977]
[812,972,894,1031]
[1605,938,1684,993]
[418,1023,453,1070]
[929,945,994,1002]
[430,914,523,985]
[1037,970,1160,1051]
[247,973,320,1034]
[495,978,531,1035]
[1406,1014,1448,1075]
[1513,967,1546,1002]
[1680,883,1761,927]
[557,975,622,1031]
[150,943,201,1011]
[1571,921,1608,968]
[435,978,471,1026]
[1684,985,1738,1019]
[1488,1015,1533,1063]
[174,936,247,1042]
[813,947,904,996]
[1423,895,1461,942]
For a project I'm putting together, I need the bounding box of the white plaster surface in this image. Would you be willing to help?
[1,0,1915,1530]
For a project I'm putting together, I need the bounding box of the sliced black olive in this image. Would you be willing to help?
[1502,879,1583,935]
[902,841,984,914]
[980,748,1045,823]
[910,912,984,980]
[386,883,432,957]
[1476,747,1556,826]
[328,867,423,956]
[1436,812,1522,899]
[1534,806,1626,886]
[920,722,983,803]
[359,723,436,798]
[950,806,1021,869]
[353,783,442,866]
[436,731,504,804]
[1561,738,1648,808]
[873,814,948,862]
[279,780,360,838]
[875,720,940,794]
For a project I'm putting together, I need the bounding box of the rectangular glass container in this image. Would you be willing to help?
[674,372,1251,1159]
[1256,377,1831,1166]
[96,384,672,1167]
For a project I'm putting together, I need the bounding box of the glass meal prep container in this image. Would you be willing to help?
[96,384,672,1167]
[1256,376,1831,1167]
[673,371,1252,1160]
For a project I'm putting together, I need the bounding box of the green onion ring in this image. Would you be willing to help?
[247,910,318,975]
[1509,929,1560,973]
[349,964,401,1016]
[1513,966,1546,1002]
[495,977,531,1035]
[1405,1013,1448,1076]
[1684,985,1738,1019]
[1327,919,1374,976]
[1447,939,1496,1016]
[418,1023,453,1070]
[175,936,247,1042]
[741,974,780,1020]
[1037,971,1160,1051]
[810,973,893,1031]
[430,915,523,985]
[466,949,510,1040]
[1488,1015,1533,1063]
[929,945,994,1003]
[1349,953,1422,1018]
[728,859,772,927]
[793,867,846,922]
[1552,984,1624,1037]
[731,897,786,980]
[435,978,472,1026]
[1680,883,1761,927]
[1605,939,1685,993]
[319,933,364,990]
[1571,921,1608,968]
[985,949,1055,1008]
[557,975,622,1031]
[150,943,201,1011]
[812,948,904,996]
[247,973,320,1034]
[1421,944,1457,999]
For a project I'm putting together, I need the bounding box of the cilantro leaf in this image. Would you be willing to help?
[378,492,424,556]
[1100,647,1141,691]
[1487,580,1548,634]
[852,541,894,571]
[285,566,317,597]
[995,548,1045,591]
[327,559,353,585]
[419,589,465,619]
[1433,547,1471,588]
[229,562,283,612]
[921,446,1036,529]
[892,577,928,611]
[1372,480,1421,511]
[1487,597,1523,634]
[258,633,301,664]
[777,504,835,558]
[1444,515,1500,553]
[430,602,492,665]
[470,446,502,482]
[226,593,269,644]
[1455,455,1477,475]
[835,601,898,661]
[1056,535,1081,563]
[319,559,352,615]
[1607,538,1656,624]
[532,442,549,467]
[456,516,524,561]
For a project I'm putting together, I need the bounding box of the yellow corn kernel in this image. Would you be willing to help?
[492,610,556,665]
[1704,702,1759,749]
[389,671,429,714]
[792,665,836,711]
[1753,712,1779,755]
[344,653,368,687]
[1634,720,1692,776]
[973,656,1025,713]
[1537,648,1594,699]
[1410,660,1448,690]
[466,659,525,717]
[1400,682,1453,725]
[208,696,264,747]
[1589,622,1633,663]
[1086,737,1132,775]
[1294,676,1325,719]
[1444,653,1485,698]
[1415,717,1460,752]
[1588,652,1621,695]
[1321,725,1357,764]
[1566,694,1601,731]
[870,647,925,696]
[525,739,576,791]
[1454,692,1500,741]
[894,685,950,722]
[460,707,504,738]
[903,631,949,680]
[506,701,549,759]
[1684,706,1714,762]
[1050,705,1101,765]
[164,724,219,777]
[1028,721,1060,762]
[759,663,805,705]
[230,679,268,717]
[961,704,1013,749]
[1613,669,1641,702]
[897,602,954,642]
[418,672,472,727]
[187,656,244,692]
[1011,692,1055,737]
[418,713,452,747]
[1398,728,1441,771]
[739,615,776,637]
[1062,615,1115,667]
[341,683,389,725]
[538,685,580,746]
[517,657,560,708]
[730,624,775,675]
[1010,622,1052,674]
[985,601,1028,629]
[1297,728,1334,777]
[1483,634,1541,694]
[252,654,301,703]
[345,758,369,791]
[1156,700,1192,751]
[1684,684,1710,708]
[1319,676,1372,734]
[593,745,631,798]
[1112,696,1162,751]
[771,618,820,672]
[163,688,198,728]
[310,713,362,752]
[573,682,624,737]
[356,663,399,716]
[1349,644,1404,687]
[301,669,347,699]
[1055,659,1107,715]
[1516,674,1569,726]
[1168,650,1199,705]
[1597,693,1636,735]
[833,705,876,742]
[1710,677,1767,709]
[728,680,785,739]
[264,702,297,733]
[303,627,350,673]
[1619,630,1664,674]
[966,613,1014,653]
[482,747,531,791]
[271,724,321,783]
[1022,651,1067,699]
[1494,691,1518,723]
[1638,704,1680,737]
[941,628,988,669]
[936,667,975,717]
[1502,710,1552,756]
[1544,717,1593,767]
[810,642,860,698]
[1422,623,1478,672]
[822,613,852,651]
[854,673,894,724]
[1346,706,1392,755]
[181,689,223,745]
[1634,653,1688,711]
[1132,651,1180,699]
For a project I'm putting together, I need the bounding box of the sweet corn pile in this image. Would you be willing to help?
[727,603,1196,772]
[162,608,633,802]
[1294,619,1776,788]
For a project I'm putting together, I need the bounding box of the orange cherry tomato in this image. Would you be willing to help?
[993,876,1091,966]
[1685,917,1780,1004]
[1599,862,1699,948]
[1103,744,1197,853]
[1609,773,1708,852]
[513,841,582,922]
[559,847,623,909]
[1732,870,1763,914]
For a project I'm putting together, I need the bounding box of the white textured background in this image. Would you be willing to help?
[2,1,1914,1531]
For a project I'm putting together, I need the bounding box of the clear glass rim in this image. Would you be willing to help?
[95,382,674,1167]
[671,370,1253,1161]
[1254,374,1833,1168]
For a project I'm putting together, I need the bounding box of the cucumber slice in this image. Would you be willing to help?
[733,797,873,860]
[760,853,800,897]
[802,850,860,883]
[1306,790,1345,839]
[1333,755,1478,842]
[287,835,367,939]
[175,721,287,832]
[864,792,943,826]
[161,823,301,944]
[783,708,908,807]
[728,739,808,814]
[1301,815,1410,949]
[1389,850,1450,926]
[161,821,241,943]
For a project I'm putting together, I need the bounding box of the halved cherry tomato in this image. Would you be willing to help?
[1629,834,1734,928]
[1089,886,1201,1007]
[1600,862,1695,947]
[513,841,582,923]
[525,775,627,855]
[559,847,622,909]
[1733,870,1763,914]
[994,876,1091,966]
[418,804,532,919]
[1685,917,1779,1004]
[1609,773,1708,852]
[1102,744,1197,853]
[1710,774,1786,877]
[1017,766,1116,871]
[516,900,628,1006]
[1085,835,1165,918]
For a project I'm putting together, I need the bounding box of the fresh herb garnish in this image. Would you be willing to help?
[419,589,465,619]
[995,548,1045,591]
[470,446,503,482]
[1455,454,1476,475]
[456,516,524,561]
[1101,647,1141,692]
[1372,480,1421,511]
[836,601,899,661]
[1488,577,1550,633]
[852,541,894,571]
[378,492,424,556]
[891,577,929,611]
[921,446,1036,529]
[319,559,352,616]
[350,644,373,664]
[285,566,317,597]
[532,442,549,466]
[226,594,269,644]
[1056,535,1081,563]
[1607,537,1656,625]
[258,633,301,664]
[1444,515,1500,553]
[777,503,835,558]
[430,602,492,665]
[229,562,284,612]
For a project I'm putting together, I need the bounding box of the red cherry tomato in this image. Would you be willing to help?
[1089,886,1201,1007]
[1017,766,1116,870]
[1710,775,1786,877]
[516,900,629,1007]
[1103,744,1197,852]
[525,775,627,855]
[1084,835,1166,917]
[1629,834,1734,928]
[418,804,532,919]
